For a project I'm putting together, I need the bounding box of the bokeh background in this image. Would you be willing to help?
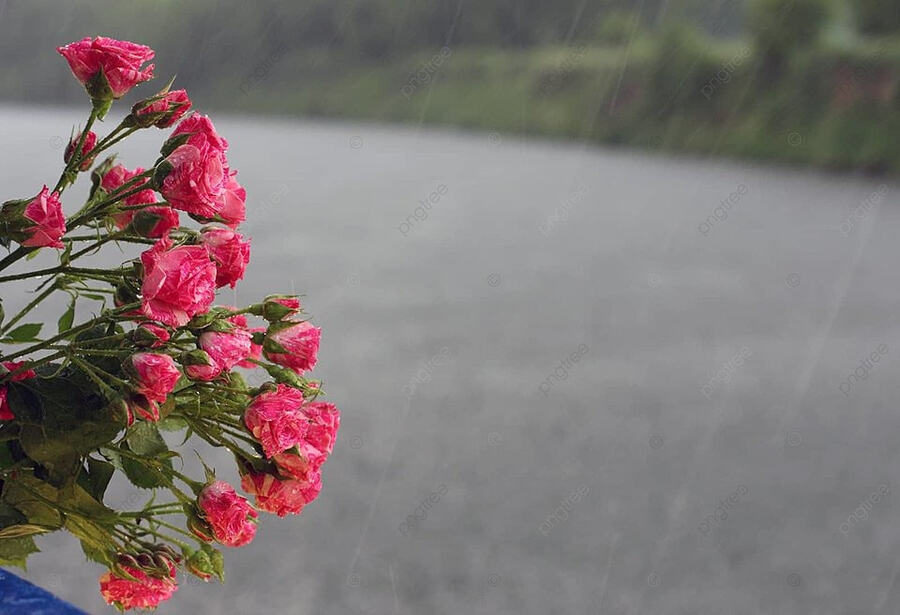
[2,1,900,613]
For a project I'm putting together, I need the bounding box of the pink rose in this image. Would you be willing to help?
[243,384,308,458]
[197,481,258,547]
[0,361,36,420]
[263,320,321,374]
[3,186,67,249]
[136,323,171,348]
[57,37,155,99]
[133,89,192,128]
[128,394,159,422]
[216,170,246,228]
[169,113,229,156]
[238,327,265,369]
[240,471,322,517]
[130,353,180,403]
[200,226,250,288]
[140,235,217,327]
[184,350,221,382]
[186,329,252,381]
[157,144,226,219]
[273,401,340,480]
[99,565,177,611]
[64,130,97,171]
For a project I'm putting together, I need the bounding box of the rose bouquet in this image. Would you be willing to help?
[0,37,340,611]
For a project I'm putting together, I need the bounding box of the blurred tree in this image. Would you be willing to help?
[853,0,900,35]
[747,0,831,76]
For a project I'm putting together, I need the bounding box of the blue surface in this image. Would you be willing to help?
[0,569,87,614]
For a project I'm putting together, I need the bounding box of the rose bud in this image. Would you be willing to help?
[185,550,213,582]
[200,226,250,288]
[243,384,308,458]
[131,88,192,129]
[129,353,180,403]
[140,234,217,327]
[240,470,322,517]
[257,295,302,322]
[64,130,97,171]
[99,564,177,611]
[129,206,180,239]
[263,320,321,374]
[106,397,133,427]
[216,170,245,228]
[133,323,171,348]
[187,511,214,543]
[57,37,155,117]
[128,395,160,422]
[0,186,66,249]
[196,481,258,547]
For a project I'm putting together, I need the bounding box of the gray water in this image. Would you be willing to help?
[3,106,900,614]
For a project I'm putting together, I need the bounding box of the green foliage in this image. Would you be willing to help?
[747,0,831,57]
[854,0,900,35]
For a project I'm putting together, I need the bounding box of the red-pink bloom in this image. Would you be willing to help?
[99,565,177,611]
[18,186,66,249]
[0,361,36,420]
[263,321,321,374]
[57,37,155,99]
[243,384,308,458]
[131,353,180,403]
[227,312,264,368]
[127,394,159,422]
[157,114,229,218]
[140,235,217,327]
[241,471,322,517]
[197,481,258,547]
[64,130,97,171]
[216,170,245,228]
[157,144,226,219]
[137,323,170,348]
[133,89,192,128]
[261,295,302,321]
[203,328,253,372]
[273,401,340,481]
[184,350,220,382]
[200,226,250,288]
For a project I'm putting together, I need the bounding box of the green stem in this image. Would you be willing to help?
[53,108,99,193]
[0,283,58,335]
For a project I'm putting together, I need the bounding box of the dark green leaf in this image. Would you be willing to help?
[3,322,42,343]
[127,422,168,456]
[57,298,75,333]
[81,457,115,503]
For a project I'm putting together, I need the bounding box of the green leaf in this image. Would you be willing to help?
[2,322,42,343]
[0,535,39,569]
[81,457,115,504]
[157,416,187,432]
[127,422,168,456]
[2,475,64,529]
[57,297,75,333]
[121,453,171,489]
[25,249,40,261]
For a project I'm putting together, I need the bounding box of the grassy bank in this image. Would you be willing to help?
[220,34,900,173]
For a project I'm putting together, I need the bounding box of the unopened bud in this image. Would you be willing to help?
[64,130,98,172]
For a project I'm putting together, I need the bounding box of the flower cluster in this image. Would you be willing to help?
[0,37,340,611]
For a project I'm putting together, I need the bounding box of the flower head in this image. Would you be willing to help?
[57,37,155,103]
[263,320,321,374]
[99,564,177,611]
[0,186,67,249]
[130,353,180,403]
[217,170,245,228]
[64,130,97,171]
[240,471,322,517]
[140,234,217,327]
[200,226,250,288]
[197,481,258,547]
[133,88,192,128]
[243,384,308,458]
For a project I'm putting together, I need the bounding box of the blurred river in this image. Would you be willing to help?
[3,105,900,614]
